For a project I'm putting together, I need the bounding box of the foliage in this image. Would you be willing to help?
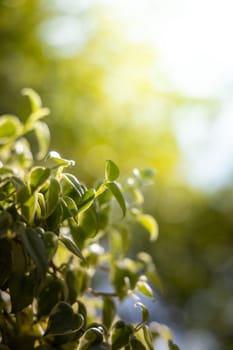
[0,90,180,349]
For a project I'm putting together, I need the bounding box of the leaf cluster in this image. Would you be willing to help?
[0,90,179,349]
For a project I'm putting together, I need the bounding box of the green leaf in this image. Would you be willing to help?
[102,297,116,329]
[80,327,104,349]
[48,151,75,168]
[105,160,120,181]
[61,196,78,219]
[37,277,65,319]
[44,302,84,336]
[142,325,154,350]
[168,340,180,350]
[34,121,50,160]
[0,239,11,288]
[42,231,58,260]
[22,88,42,112]
[29,166,51,193]
[20,192,38,223]
[136,280,154,297]
[111,321,133,350]
[19,226,48,274]
[46,178,61,217]
[106,182,126,217]
[59,236,86,262]
[0,211,12,236]
[79,188,96,213]
[17,184,31,204]
[46,201,63,231]
[9,271,35,312]
[135,302,150,325]
[129,336,147,350]
[136,214,159,241]
[0,115,22,140]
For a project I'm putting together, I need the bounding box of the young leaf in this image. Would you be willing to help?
[0,115,22,140]
[29,166,51,193]
[105,160,120,182]
[136,280,154,298]
[34,121,50,160]
[136,214,159,241]
[59,236,86,263]
[135,302,150,325]
[48,151,75,168]
[22,88,42,112]
[106,182,126,217]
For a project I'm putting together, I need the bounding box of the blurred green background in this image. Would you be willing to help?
[1,1,233,349]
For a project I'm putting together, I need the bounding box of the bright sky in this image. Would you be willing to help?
[100,0,233,191]
[51,0,233,191]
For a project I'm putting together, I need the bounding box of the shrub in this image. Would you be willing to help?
[0,89,179,349]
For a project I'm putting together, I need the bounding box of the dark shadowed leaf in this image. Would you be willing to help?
[44,302,84,336]
[129,336,147,350]
[59,236,86,262]
[168,340,180,350]
[9,271,35,312]
[102,297,116,329]
[37,277,65,319]
[111,321,133,350]
[19,226,48,274]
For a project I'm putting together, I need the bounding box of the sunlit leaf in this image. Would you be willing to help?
[136,280,154,298]
[34,121,50,160]
[0,115,22,140]
[22,88,42,112]
[136,214,159,241]
[48,151,75,168]
[29,166,50,192]
[105,160,120,181]
[106,182,126,217]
